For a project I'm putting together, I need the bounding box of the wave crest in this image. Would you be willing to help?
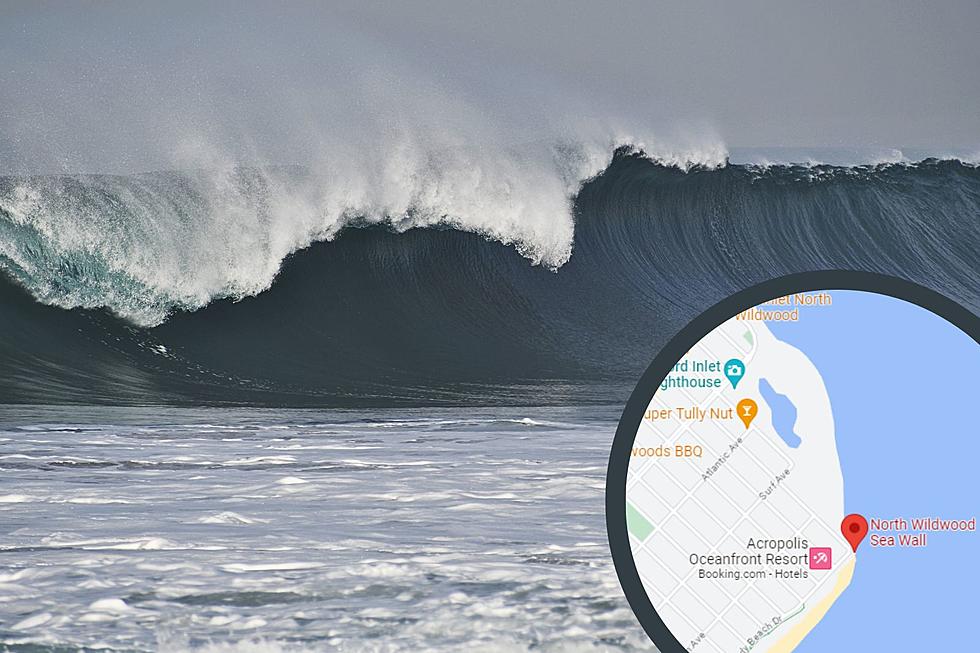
[0,135,726,326]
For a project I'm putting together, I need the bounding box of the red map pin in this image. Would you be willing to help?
[841,513,869,552]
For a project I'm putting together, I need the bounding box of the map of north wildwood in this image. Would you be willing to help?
[626,293,852,653]
[625,289,979,652]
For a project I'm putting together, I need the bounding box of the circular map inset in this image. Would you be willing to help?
[607,273,979,652]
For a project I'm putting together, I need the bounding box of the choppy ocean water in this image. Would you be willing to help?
[0,406,650,652]
[3,147,977,653]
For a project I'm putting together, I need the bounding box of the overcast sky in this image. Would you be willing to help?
[2,1,978,172]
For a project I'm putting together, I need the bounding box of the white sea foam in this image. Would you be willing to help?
[41,536,180,550]
[10,612,52,631]
[220,562,326,573]
[195,511,266,525]
[0,130,727,326]
[274,476,308,485]
[88,597,135,613]
[64,497,132,505]
[0,405,651,651]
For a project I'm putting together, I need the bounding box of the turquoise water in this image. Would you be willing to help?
[768,290,979,651]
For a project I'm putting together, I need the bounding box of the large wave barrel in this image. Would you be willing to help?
[1,153,978,406]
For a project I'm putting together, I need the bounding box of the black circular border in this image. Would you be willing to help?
[605,270,980,652]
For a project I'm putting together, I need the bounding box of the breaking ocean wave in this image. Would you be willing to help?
[1,147,977,407]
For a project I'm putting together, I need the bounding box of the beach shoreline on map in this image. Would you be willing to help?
[769,559,855,652]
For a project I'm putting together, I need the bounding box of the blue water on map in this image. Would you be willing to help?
[758,378,802,448]
[767,290,979,651]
